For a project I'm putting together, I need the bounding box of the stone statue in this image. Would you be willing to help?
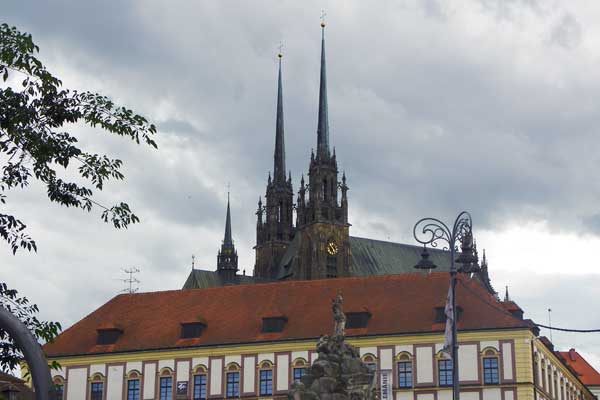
[288,292,377,400]
[332,292,346,338]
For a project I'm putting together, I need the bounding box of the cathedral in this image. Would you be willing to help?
[183,23,494,294]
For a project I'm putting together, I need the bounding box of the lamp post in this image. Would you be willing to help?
[412,211,479,400]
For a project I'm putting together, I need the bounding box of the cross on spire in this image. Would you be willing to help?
[320,9,327,27]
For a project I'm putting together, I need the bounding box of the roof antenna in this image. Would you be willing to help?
[119,267,140,294]
[548,308,553,343]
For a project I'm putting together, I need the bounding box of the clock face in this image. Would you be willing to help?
[327,240,339,255]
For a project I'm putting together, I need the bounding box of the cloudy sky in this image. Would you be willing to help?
[4,0,600,371]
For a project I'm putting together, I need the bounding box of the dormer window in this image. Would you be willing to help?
[434,306,462,323]
[346,312,372,329]
[96,328,122,345]
[181,322,206,339]
[262,316,287,333]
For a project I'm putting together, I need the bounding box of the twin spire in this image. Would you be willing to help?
[272,21,331,182]
[223,191,232,246]
[273,52,286,184]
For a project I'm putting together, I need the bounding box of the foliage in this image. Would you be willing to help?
[0,24,157,372]
[0,23,157,254]
[0,282,61,373]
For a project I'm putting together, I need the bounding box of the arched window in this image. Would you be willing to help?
[258,361,273,396]
[53,376,65,400]
[396,353,413,389]
[541,360,547,391]
[126,371,141,400]
[323,178,328,201]
[192,365,208,400]
[292,358,308,383]
[158,368,173,400]
[89,373,105,400]
[361,354,377,373]
[481,348,500,385]
[225,363,240,398]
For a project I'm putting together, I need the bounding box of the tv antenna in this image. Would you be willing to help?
[119,267,140,294]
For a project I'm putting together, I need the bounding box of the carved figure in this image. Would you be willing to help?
[332,292,346,338]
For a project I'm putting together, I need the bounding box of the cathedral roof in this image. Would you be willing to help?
[274,236,454,281]
[182,269,268,289]
[45,273,530,358]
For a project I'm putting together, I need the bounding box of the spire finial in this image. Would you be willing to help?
[191,254,195,270]
[277,41,284,59]
[316,12,330,160]
[273,47,286,184]
[224,188,233,246]
[504,285,510,302]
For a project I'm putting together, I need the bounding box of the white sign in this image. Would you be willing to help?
[380,369,392,400]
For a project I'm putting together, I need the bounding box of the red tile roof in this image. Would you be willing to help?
[558,349,600,386]
[44,273,530,357]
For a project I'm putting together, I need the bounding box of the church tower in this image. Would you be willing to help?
[295,22,350,280]
[217,192,238,283]
[254,52,295,278]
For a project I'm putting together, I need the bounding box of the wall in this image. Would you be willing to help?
[44,329,593,400]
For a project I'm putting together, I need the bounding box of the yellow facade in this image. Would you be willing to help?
[28,327,593,400]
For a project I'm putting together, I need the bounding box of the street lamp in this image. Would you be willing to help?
[412,211,479,400]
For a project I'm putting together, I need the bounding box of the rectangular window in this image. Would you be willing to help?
[397,361,413,388]
[91,382,104,400]
[259,369,273,396]
[438,359,453,387]
[483,357,499,385]
[160,377,172,400]
[127,379,140,400]
[293,367,307,382]
[226,372,239,398]
[193,374,207,400]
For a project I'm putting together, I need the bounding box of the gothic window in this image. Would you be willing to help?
[225,364,240,398]
[396,353,413,389]
[323,179,328,201]
[259,361,273,396]
[438,358,453,387]
[193,365,208,400]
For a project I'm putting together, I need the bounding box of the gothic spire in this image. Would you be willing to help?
[316,20,330,160]
[273,51,286,184]
[224,191,233,246]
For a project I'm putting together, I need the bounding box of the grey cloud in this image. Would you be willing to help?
[549,13,583,49]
